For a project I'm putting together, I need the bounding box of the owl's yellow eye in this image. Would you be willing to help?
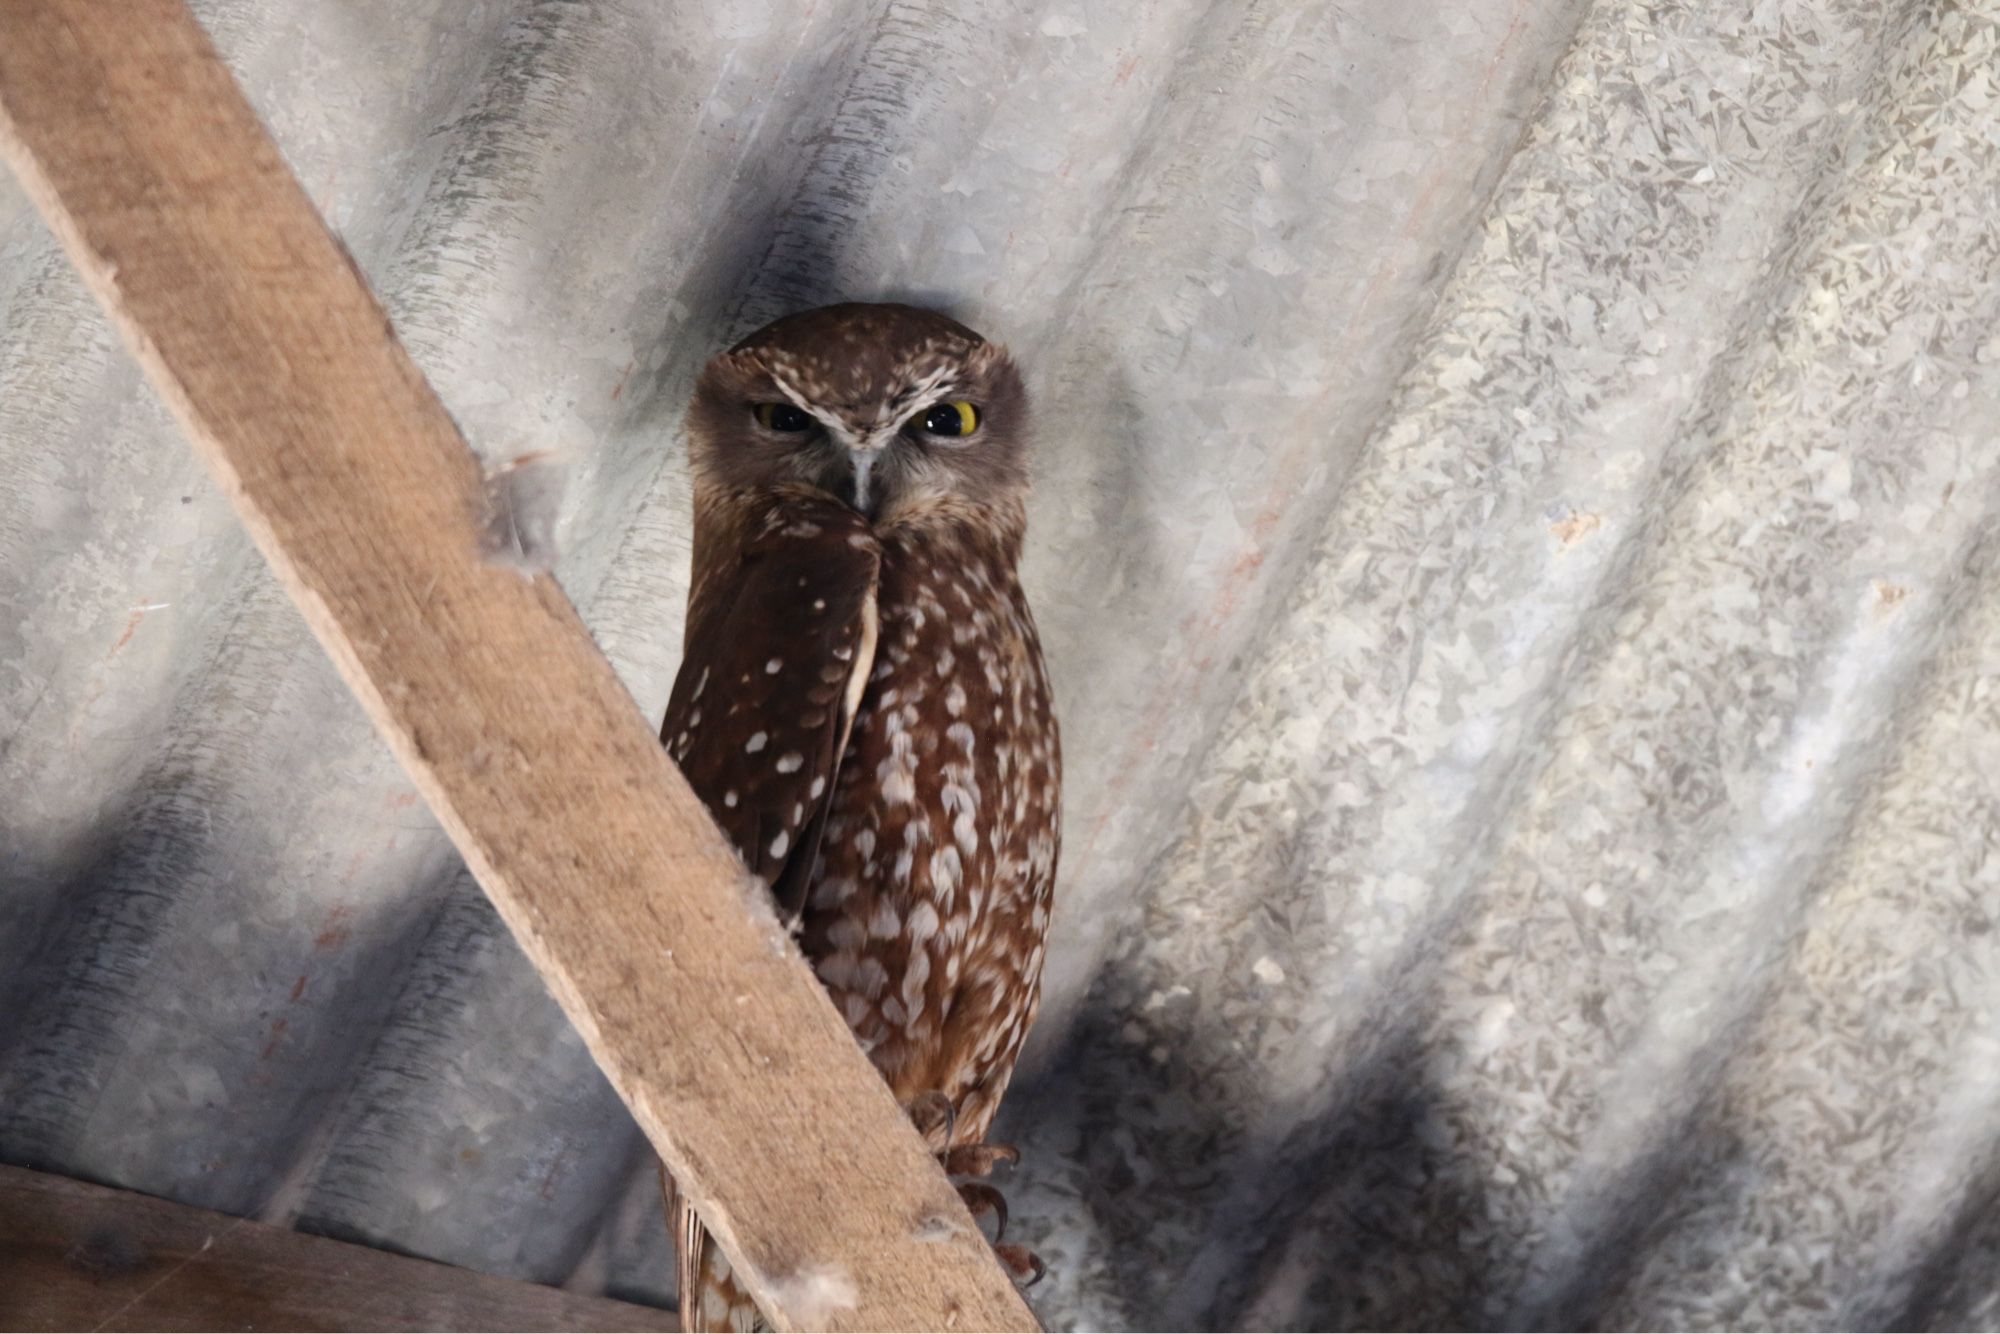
[921,401,979,437]
[754,402,812,432]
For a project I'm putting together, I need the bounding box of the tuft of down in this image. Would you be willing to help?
[762,1260,860,1327]
[479,449,565,574]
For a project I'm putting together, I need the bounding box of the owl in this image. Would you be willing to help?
[657,303,1062,1331]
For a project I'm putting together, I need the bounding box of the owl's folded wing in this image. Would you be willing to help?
[661,496,880,920]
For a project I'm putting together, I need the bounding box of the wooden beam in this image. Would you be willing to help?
[0,1164,676,1333]
[0,4,1036,1330]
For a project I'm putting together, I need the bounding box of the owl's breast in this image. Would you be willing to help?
[799,532,1060,1113]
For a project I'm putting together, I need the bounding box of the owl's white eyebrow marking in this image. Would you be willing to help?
[769,364,965,450]
[870,364,965,444]
[767,371,865,450]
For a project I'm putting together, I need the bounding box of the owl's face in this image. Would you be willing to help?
[686,303,1029,521]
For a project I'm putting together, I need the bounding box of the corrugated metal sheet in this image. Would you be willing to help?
[5,0,1998,1327]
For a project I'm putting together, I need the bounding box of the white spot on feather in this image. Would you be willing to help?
[880,755,915,804]
[931,846,964,896]
[869,899,901,938]
[746,732,768,753]
[901,950,931,1015]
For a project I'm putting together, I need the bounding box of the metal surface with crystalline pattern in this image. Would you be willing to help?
[6,0,2000,1328]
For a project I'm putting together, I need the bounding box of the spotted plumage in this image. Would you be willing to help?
[659,304,1060,1331]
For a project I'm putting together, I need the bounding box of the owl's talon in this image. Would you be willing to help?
[993,1242,1046,1288]
[909,1090,956,1154]
[944,1141,1020,1178]
[956,1181,1008,1241]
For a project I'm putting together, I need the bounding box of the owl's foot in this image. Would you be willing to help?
[944,1141,1019,1177]
[956,1170,1046,1289]
[907,1093,1043,1286]
[994,1241,1047,1288]
[907,1092,1019,1177]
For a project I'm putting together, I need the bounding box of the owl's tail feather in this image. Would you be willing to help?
[662,1164,766,1332]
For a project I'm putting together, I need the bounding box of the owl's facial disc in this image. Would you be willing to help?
[690,304,1028,522]
[761,371,976,518]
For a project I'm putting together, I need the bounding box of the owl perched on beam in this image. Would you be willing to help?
[659,303,1061,1331]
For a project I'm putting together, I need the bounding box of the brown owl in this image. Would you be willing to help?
[658,303,1061,1331]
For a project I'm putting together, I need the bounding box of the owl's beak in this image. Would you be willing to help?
[841,445,881,518]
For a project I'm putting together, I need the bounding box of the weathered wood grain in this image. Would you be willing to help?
[0,1164,678,1332]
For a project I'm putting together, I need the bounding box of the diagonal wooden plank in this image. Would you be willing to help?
[0,1164,678,1333]
[0,3,1036,1329]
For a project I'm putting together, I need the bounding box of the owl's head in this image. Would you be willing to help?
[686,303,1030,523]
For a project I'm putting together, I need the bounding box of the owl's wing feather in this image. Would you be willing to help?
[661,497,879,919]
[767,591,876,919]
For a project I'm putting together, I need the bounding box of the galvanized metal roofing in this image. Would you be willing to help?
[6,0,2000,1327]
